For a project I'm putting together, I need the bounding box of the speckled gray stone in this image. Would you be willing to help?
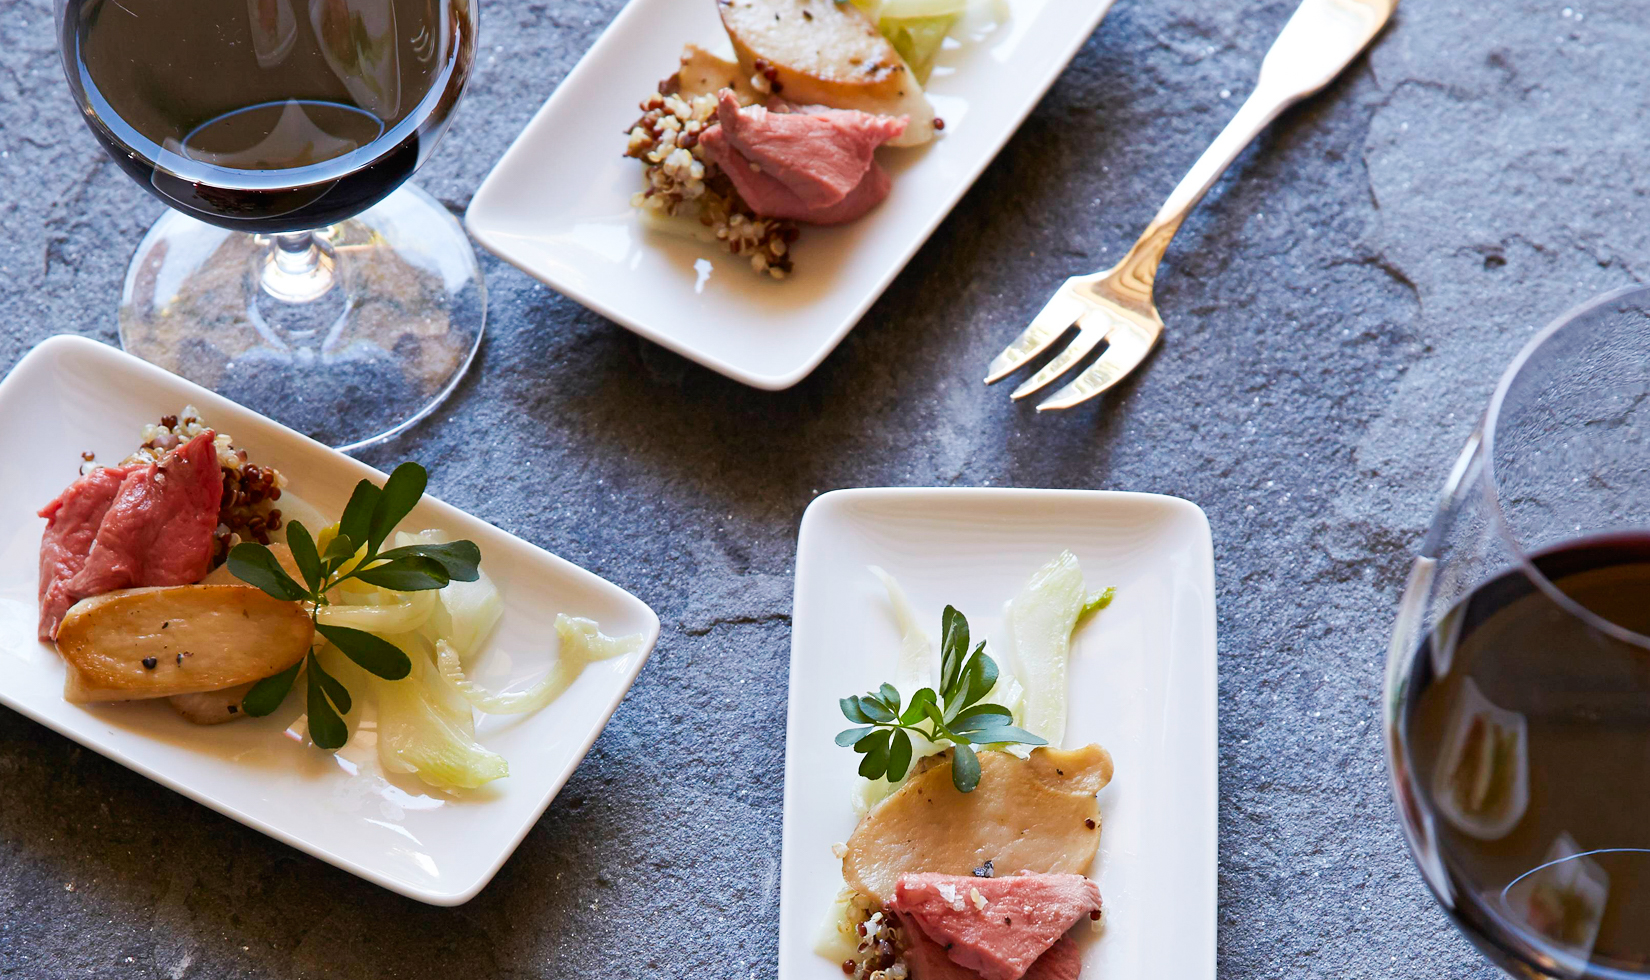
[1,0,1639,975]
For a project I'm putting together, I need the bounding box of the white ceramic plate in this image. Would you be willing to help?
[465,0,1117,389]
[783,488,1217,979]
[0,336,659,906]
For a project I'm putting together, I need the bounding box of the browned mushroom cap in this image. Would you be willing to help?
[843,745,1113,904]
[56,585,312,703]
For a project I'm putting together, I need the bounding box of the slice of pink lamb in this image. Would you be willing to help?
[37,464,138,640]
[698,90,905,224]
[895,915,1084,980]
[890,872,1102,980]
[1022,936,1082,980]
[38,431,223,639]
[895,911,990,980]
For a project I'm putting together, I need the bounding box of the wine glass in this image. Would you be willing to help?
[1385,284,1650,979]
[56,0,483,451]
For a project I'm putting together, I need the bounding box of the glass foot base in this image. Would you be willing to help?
[119,184,486,453]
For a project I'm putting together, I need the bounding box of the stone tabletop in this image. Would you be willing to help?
[2,0,1641,975]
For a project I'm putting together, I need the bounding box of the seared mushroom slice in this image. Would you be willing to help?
[57,585,313,703]
[717,0,935,146]
[843,745,1113,905]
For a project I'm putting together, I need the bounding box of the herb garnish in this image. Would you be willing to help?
[228,462,481,750]
[836,605,1045,793]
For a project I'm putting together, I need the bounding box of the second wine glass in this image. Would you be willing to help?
[1386,284,1650,979]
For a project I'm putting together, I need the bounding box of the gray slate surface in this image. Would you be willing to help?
[2,0,1641,975]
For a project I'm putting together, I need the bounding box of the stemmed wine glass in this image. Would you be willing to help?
[56,0,483,451]
[1386,284,1650,978]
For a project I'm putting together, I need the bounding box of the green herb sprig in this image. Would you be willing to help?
[837,605,1045,793]
[229,462,481,749]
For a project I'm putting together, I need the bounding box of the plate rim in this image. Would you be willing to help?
[780,485,1218,978]
[0,334,663,906]
[463,0,1121,391]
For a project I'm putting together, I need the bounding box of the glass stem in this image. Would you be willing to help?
[260,230,335,304]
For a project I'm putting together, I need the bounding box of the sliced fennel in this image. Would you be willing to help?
[878,0,976,17]
[305,528,609,792]
[557,614,646,661]
[399,530,503,665]
[880,15,953,84]
[435,615,643,716]
[1081,586,1116,620]
[1007,550,1087,748]
[376,664,508,791]
[318,585,436,634]
[852,569,947,816]
[366,633,508,792]
[869,566,934,698]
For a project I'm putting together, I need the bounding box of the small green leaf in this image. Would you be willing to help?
[308,651,352,715]
[857,729,891,779]
[316,624,411,680]
[886,729,914,782]
[374,540,481,582]
[853,729,886,752]
[954,647,998,714]
[964,724,1046,747]
[285,520,322,593]
[921,699,957,742]
[306,665,348,750]
[227,543,309,601]
[338,480,381,553]
[940,605,968,695]
[950,743,981,793]
[351,555,450,592]
[241,660,301,717]
[858,695,895,724]
[323,532,358,562]
[900,688,938,725]
[368,462,427,553]
[841,697,873,724]
[878,682,900,715]
[836,726,876,747]
[950,703,1013,731]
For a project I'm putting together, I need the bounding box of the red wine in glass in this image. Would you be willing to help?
[54,0,484,451]
[1395,533,1650,977]
[61,0,474,232]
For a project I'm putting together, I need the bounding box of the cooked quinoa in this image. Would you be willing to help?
[82,406,287,565]
[625,79,798,279]
[843,909,907,980]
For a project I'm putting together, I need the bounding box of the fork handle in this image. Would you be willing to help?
[1104,0,1395,305]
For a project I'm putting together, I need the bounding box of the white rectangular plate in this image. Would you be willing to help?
[783,488,1217,979]
[0,336,660,906]
[465,0,1117,390]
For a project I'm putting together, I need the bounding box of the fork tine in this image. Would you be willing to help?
[984,286,1089,384]
[1009,310,1112,400]
[1034,318,1160,411]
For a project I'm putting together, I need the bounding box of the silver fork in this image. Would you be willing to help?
[986,0,1397,411]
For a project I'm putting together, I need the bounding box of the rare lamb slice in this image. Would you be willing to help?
[890,872,1102,980]
[37,464,136,640]
[698,90,906,224]
[898,924,1082,980]
[37,431,223,640]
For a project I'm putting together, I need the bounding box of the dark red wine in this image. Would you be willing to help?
[1396,534,1650,978]
[59,0,475,233]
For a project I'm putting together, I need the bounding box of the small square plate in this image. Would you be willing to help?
[783,488,1217,979]
[464,0,1118,390]
[0,336,660,906]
